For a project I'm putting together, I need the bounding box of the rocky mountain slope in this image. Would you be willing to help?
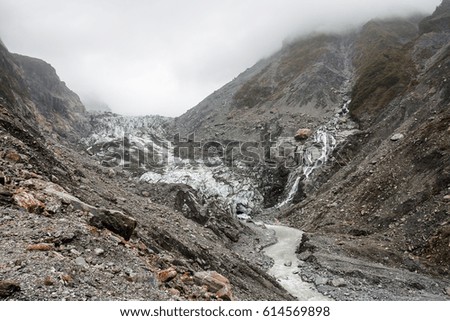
[262,1,450,299]
[175,32,355,142]
[280,1,450,283]
[170,1,449,299]
[0,41,90,142]
[0,38,291,301]
[1,0,450,301]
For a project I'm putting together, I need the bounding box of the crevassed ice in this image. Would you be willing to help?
[140,163,264,216]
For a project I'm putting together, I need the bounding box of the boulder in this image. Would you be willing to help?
[20,178,91,212]
[314,277,329,286]
[75,257,89,268]
[4,149,21,162]
[94,248,105,256]
[158,267,177,283]
[294,128,313,141]
[331,278,347,287]
[194,271,234,300]
[13,190,45,213]
[390,133,404,142]
[0,281,21,298]
[89,208,137,241]
[22,180,137,240]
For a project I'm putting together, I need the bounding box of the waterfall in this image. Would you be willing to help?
[276,176,301,208]
[275,99,351,208]
[303,128,336,180]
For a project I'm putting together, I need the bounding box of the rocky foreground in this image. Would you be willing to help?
[0,131,290,300]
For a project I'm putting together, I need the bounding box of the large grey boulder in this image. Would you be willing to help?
[89,208,137,241]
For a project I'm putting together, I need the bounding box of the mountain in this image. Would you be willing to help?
[0,37,290,301]
[1,1,450,301]
[419,0,450,34]
[175,32,355,141]
[0,43,89,142]
[81,95,112,113]
[282,0,450,278]
[170,1,450,298]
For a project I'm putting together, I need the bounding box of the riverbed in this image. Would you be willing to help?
[264,225,331,300]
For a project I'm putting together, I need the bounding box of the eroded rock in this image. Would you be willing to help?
[295,128,313,141]
[331,278,347,287]
[194,271,234,301]
[4,149,21,163]
[390,133,405,142]
[13,189,45,213]
[158,267,177,283]
[89,208,137,241]
[75,257,89,268]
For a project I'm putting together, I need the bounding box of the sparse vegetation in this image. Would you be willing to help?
[350,19,418,126]
[233,34,334,109]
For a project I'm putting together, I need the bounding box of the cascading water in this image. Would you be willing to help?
[303,128,337,179]
[276,99,355,208]
[276,176,301,208]
[84,100,357,216]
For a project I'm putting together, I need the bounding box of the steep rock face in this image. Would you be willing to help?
[0,41,40,131]
[283,3,450,276]
[13,54,90,140]
[176,33,355,142]
[349,18,420,127]
[419,0,450,34]
[0,41,90,142]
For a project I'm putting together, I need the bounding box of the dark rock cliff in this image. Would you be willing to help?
[0,42,90,142]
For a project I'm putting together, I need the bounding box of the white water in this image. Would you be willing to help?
[276,128,336,208]
[276,99,355,208]
[303,128,336,179]
[264,225,331,300]
[276,177,301,208]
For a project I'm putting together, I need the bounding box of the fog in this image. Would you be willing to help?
[0,0,441,117]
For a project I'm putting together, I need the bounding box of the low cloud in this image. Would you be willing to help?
[0,0,440,116]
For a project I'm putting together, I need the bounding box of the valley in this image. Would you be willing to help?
[1,1,450,301]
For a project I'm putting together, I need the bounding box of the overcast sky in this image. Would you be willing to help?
[0,0,441,117]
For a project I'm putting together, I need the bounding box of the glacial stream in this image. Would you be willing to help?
[264,225,331,300]
[276,99,355,208]
[83,101,355,300]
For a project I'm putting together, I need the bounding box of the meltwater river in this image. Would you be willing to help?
[264,225,331,300]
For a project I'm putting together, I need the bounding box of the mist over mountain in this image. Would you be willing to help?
[0,1,449,302]
[0,0,441,116]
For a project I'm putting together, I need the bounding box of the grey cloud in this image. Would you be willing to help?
[0,0,441,116]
